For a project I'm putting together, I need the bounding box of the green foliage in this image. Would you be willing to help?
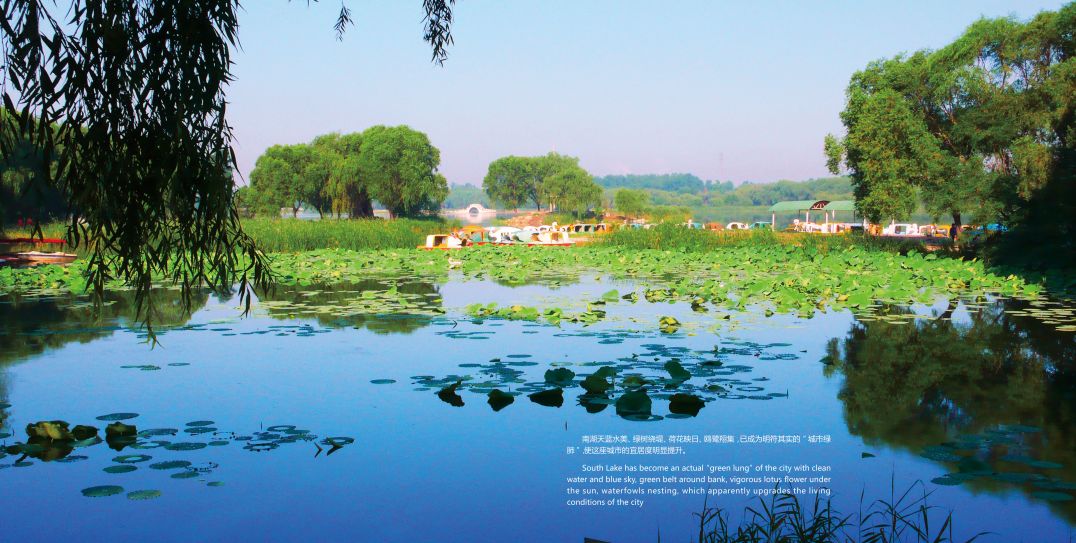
[245,126,448,219]
[827,2,1076,256]
[482,152,602,213]
[720,177,854,206]
[613,188,650,217]
[542,164,601,214]
[482,156,538,209]
[599,177,855,225]
[358,125,448,218]
[249,144,332,218]
[238,218,451,252]
[442,184,491,208]
[0,117,65,227]
[314,132,373,219]
[595,173,725,193]
[601,223,924,254]
[0,1,271,329]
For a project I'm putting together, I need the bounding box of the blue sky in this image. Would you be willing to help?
[229,0,1066,186]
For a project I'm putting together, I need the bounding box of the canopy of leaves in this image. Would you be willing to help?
[826,3,1075,253]
[482,152,602,213]
[357,125,447,218]
[613,188,649,217]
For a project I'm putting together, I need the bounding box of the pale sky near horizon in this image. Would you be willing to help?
[229,0,1067,187]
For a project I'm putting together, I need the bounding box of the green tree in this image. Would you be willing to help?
[313,132,373,219]
[826,4,1076,252]
[482,151,595,211]
[827,88,934,224]
[482,156,537,210]
[248,144,327,218]
[543,166,601,215]
[613,188,649,217]
[358,125,448,218]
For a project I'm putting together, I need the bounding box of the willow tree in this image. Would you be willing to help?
[482,156,541,210]
[613,188,649,218]
[541,162,602,215]
[314,132,373,219]
[0,1,457,328]
[249,144,332,218]
[482,152,594,211]
[358,125,448,218]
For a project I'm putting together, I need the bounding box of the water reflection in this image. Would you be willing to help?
[0,289,210,366]
[828,298,1076,514]
[257,280,444,335]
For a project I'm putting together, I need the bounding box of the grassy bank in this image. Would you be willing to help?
[239,218,455,252]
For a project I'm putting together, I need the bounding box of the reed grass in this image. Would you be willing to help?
[687,480,987,543]
[239,218,456,252]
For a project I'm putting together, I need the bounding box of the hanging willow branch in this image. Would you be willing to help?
[0,0,456,336]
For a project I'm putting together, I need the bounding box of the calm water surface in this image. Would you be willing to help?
[0,276,1073,542]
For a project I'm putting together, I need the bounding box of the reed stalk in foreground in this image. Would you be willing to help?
[683,480,987,543]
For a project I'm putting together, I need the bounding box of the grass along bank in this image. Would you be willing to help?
[1,218,456,255]
[239,218,455,252]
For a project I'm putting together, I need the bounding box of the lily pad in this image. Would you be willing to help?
[528,388,564,408]
[82,485,124,498]
[127,490,162,500]
[487,390,515,412]
[113,454,151,464]
[164,442,207,451]
[150,460,192,470]
[96,413,139,422]
[1031,491,1074,502]
[103,465,138,474]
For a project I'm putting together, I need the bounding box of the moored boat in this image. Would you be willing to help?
[526,230,573,247]
[418,234,465,250]
[14,251,78,264]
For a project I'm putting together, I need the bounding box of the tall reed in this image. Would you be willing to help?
[239,218,455,252]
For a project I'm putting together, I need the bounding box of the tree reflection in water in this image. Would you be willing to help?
[827,297,1076,516]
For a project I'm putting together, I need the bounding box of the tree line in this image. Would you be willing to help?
[240,125,448,219]
[598,176,853,208]
[594,173,734,194]
[825,3,1074,251]
[481,152,603,214]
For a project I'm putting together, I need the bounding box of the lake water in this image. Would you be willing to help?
[0,276,1073,542]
